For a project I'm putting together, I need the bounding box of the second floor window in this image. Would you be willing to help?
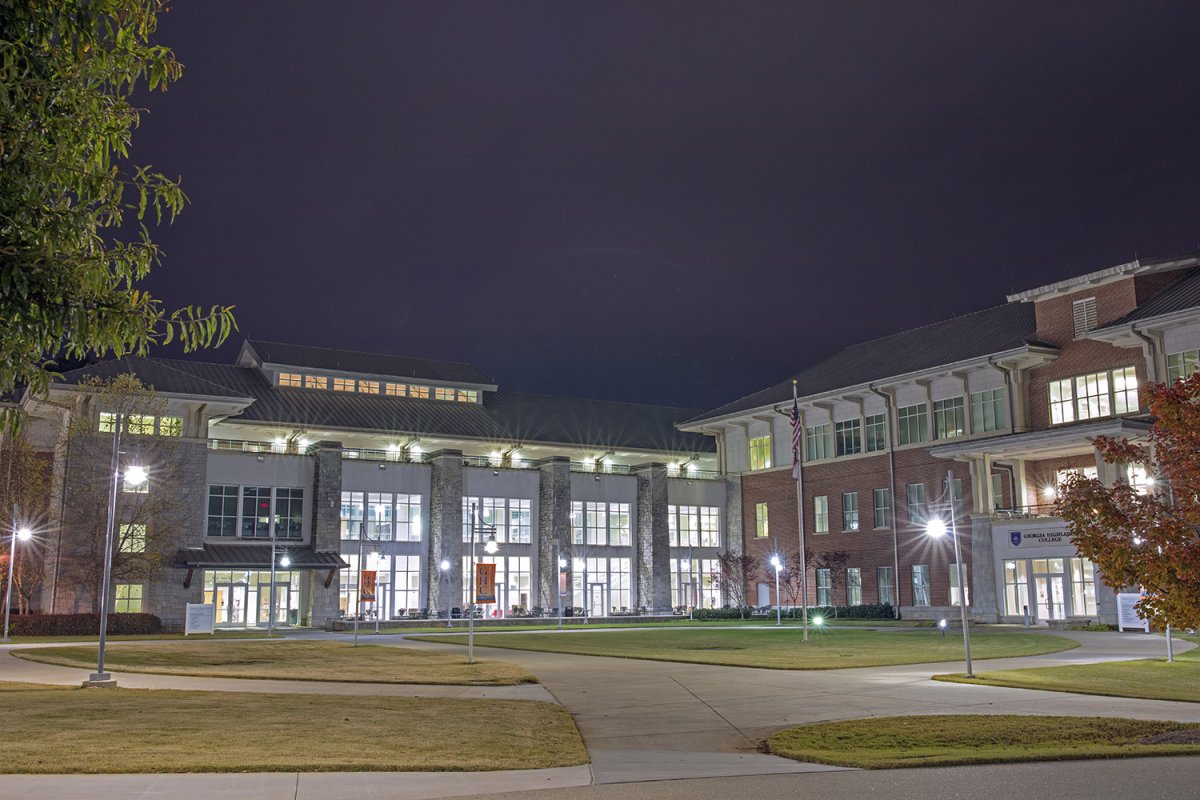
[748,435,772,470]
[207,485,304,540]
[806,424,831,461]
[1167,349,1200,383]
[1049,367,1138,424]
[897,403,927,445]
[755,503,768,538]
[842,492,858,531]
[814,495,829,533]
[932,398,965,439]
[865,413,888,451]
[834,419,861,456]
[970,388,1007,433]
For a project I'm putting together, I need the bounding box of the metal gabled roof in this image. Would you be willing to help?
[687,302,1041,425]
[1099,267,1200,329]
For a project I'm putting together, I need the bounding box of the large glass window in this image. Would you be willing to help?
[806,424,831,461]
[114,584,143,613]
[670,556,719,610]
[865,413,888,451]
[906,483,927,525]
[911,564,930,606]
[1050,367,1139,424]
[932,397,965,439]
[755,502,769,538]
[207,485,239,537]
[748,435,772,470]
[1167,349,1200,383]
[572,501,634,546]
[949,562,970,606]
[240,486,273,538]
[873,488,890,529]
[846,568,862,605]
[274,488,303,539]
[464,497,528,544]
[834,419,861,457]
[814,496,829,534]
[877,566,894,605]
[667,505,720,548]
[897,403,927,445]
[1069,557,1097,616]
[970,388,1007,433]
[1003,559,1030,617]
[842,492,858,531]
[816,568,832,606]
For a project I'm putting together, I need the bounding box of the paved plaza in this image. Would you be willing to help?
[0,627,1196,799]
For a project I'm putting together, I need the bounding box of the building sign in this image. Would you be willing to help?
[475,563,497,604]
[1116,592,1150,632]
[1007,528,1071,548]
[360,570,377,603]
[184,603,215,635]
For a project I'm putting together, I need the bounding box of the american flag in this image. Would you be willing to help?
[790,394,802,480]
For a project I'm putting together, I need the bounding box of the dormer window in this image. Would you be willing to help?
[1072,297,1097,338]
[278,372,302,388]
[333,378,355,392]
[304,375,328,390]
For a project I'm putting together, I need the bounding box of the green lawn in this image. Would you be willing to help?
[14,640,535,685]
[768,715,1200,768]
[0,682,586,773]
[934,636,1200,702]
[410,627,1077,669]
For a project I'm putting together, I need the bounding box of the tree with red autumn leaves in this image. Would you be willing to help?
[1055,372,1200,630]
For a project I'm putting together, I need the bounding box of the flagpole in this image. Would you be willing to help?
[792,380,809,643]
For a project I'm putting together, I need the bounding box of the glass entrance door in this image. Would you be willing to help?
[213,582,248,626]
[257,582,291,626]
[1032,558,1066,620]
[588,583,606,618]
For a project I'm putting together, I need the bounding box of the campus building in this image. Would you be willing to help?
[681,254,1200,625]
[18,341,729,630]
[11,253,1200,630]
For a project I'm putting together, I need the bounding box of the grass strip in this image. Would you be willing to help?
[0,681,586,773]
[14,640,534,685]
[411,627,1077,669]
[768,714,1200,768]
[933,635,1200,702]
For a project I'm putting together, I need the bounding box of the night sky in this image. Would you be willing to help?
[134,3,1200,411]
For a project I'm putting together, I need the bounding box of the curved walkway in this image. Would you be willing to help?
[0,627,1194,799]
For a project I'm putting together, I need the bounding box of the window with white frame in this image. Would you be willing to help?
[834,419,861,457]
[755,502,768,538]
[572,501,633,546]
[906,483,926,525]
[748,435,772,470]
[345,492,424,542]
[877,566,894,605]
[465,555,533,610]
[912,564,930,606]
[464,497,529,544]
[932,397,965,439]
[99,412,180,437]
[1049,367,1139,424]
[119,523,146,553]
[209,486,304,540]
[846,567,862,605]
[1069,557,1097,616]
[806,424,831,461]
[897,403,927,445]
[814,495,829,534]
[114,584,143,613]
[842,492,858,531]
[208,485,239,537]
[1167,349,1200,383]
[970,388,1007,433]
[949,562,970,606]
[873,488,890,528]
[865,413,888,451]
[816,568,832,606]
[668,505,720,547]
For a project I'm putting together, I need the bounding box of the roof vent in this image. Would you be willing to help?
[1072,297,1098,338]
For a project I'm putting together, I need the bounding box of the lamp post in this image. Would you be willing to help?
[574,557,589,624]
[268,536,278,637]
[927,468,973,678]
[440,559,451,628]
[89,414,126,687]
[3,509,31,642]
[467,502,499,665]
[769,554,782,626]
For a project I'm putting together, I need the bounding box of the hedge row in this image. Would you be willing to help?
[693,603,896,621]
[5,613,162,636]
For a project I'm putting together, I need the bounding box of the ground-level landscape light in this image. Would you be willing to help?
[812,615,824,627]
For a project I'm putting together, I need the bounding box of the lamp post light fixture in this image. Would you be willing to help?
[439,559,451,628]
[3,520,32,643]
[769,554,782,626]
[926,468,974,678]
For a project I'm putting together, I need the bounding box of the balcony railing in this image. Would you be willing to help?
[208,438,286,454]
[568,461,633,476]
[990,504,1059,520]
[462,454,536,470]
[341,448,426,464]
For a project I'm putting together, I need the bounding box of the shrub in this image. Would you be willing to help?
[787,603,895,620]
[694,606,755,620]
[6,613,162,637]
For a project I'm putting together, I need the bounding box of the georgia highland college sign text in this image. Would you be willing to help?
[1008,529,1070,547]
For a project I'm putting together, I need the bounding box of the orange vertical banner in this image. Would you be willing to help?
[475,563,497,604]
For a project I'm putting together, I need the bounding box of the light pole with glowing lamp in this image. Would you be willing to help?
[557,555,567,629]
[440,559,451,627]
[3,517,32,642]
[927,468,973,678]
[467,502,499,664]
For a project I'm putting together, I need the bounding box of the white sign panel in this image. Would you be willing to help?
[1006,528,1071,548]
[1116,593,1149,632]
[185,603,216,635]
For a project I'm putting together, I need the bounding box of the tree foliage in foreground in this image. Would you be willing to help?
[1056,373,1200,630]
[0,0,235,407]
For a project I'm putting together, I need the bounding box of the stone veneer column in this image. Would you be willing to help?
[634,463,671,613]
[309,441,344,626]
[722,476,743,607]
[968,513,999,622]
[425,450,463,616]
[149,438,208,630]
[537,457,571,611]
